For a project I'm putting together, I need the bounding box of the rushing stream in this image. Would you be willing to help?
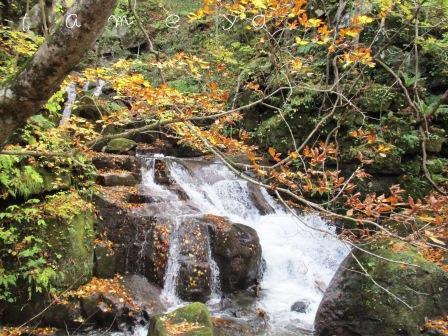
[135,155,349,335]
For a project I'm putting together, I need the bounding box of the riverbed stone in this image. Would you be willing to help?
[315,239,448,336]
[80,292,135,329]
[149,302,214,336]
[290,300,310,313]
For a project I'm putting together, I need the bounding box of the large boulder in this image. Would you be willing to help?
[93,190,164,279]
[315,240,448,336]
[159,215,262,302]
[205,215,262,293]
[149,302,214,336]
[122,274,165,317]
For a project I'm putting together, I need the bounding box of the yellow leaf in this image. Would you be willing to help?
[295,37,309,46]
[251,0,268,9]
[354,15,374,25]
[290,58,303,71]
[307,18,323,28]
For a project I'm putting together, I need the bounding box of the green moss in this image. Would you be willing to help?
[426,158,445,174]
[41,191,96,288]
[426,132,446,153]
[105,138,137,153]
[0,190,96,303]
[319,239,448,335]
[357,83,397,114]
[48,210,95,288]
[399,174,432,199]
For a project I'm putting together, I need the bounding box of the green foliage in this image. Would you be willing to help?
[0,26,44,82]
[0,113,96,200]
[0,154,45,199]
[44,89,66,119]
[0,198,57,302]
[0,191,94,302]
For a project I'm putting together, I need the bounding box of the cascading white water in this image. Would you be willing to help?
[140,156,349,334]
[205,229,221,304]
[160,217,182,306]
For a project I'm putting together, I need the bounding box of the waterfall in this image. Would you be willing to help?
[160,217,182,306]
[139,156,349,333]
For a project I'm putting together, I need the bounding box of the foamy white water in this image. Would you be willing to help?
[140,157,349,333]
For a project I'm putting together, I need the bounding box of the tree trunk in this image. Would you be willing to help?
[0,0,118,147]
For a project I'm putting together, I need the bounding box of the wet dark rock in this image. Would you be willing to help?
[122,275,165,316]
[96,172,138,186]
[169,184,190,201]
[290,300,310,313]
[42,300,84,328]
[153,159,190,200]
[205,215,262,293]
[247,182,275,215]
[93,191,160,278]
[92,154,141,175]
[212,316,255,336]
[94,244,116,278]
[143,222,171,286]
[176,217,213,302]
[79,276,163,330]
[80,292,135,329]
[128,193,162,204]
[154,159,172,184]
[315,239,448,336]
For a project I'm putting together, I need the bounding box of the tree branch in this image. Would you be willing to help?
[0,0,118,147]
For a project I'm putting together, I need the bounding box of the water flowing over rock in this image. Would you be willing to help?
[139,156,348,332]
[92,153,349,333]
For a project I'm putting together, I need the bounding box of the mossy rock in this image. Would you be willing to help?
[0,191,95,324]
[426,158,446,174]
[357,83,397,114]
[149,302,214,336]
[43,193,96,288]
[426,133,446,154]
[105,138,137,154]
[93,244,116,278]
[39,167,72,193]
[399,174,432,200]
[316,239,448,336]
[344,145,403,175]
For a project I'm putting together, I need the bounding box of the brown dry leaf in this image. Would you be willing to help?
[391,242,407,252]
